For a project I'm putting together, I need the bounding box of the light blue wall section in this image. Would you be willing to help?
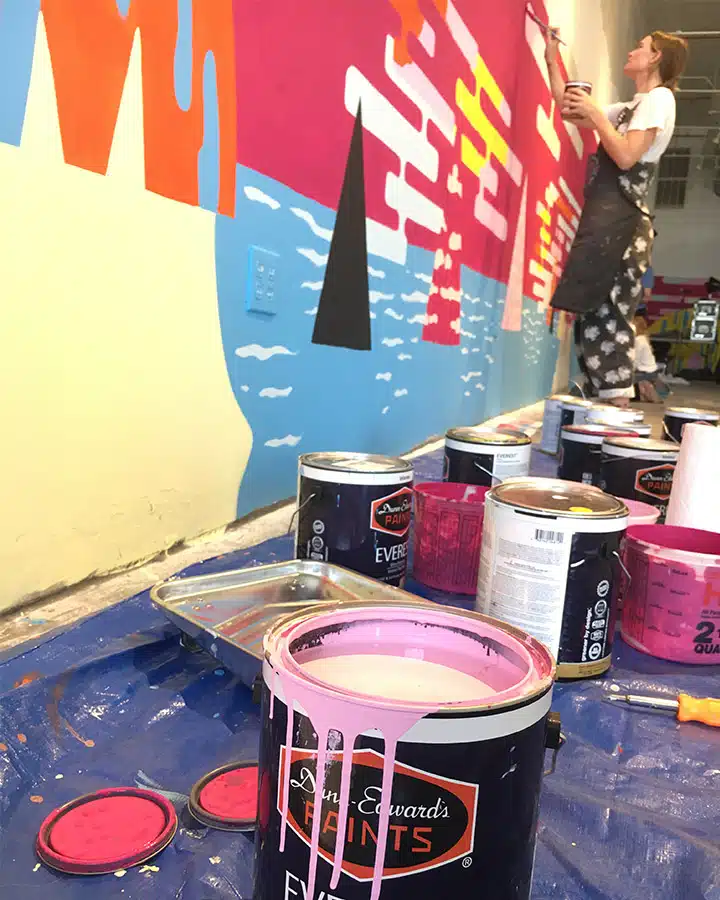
[0,0,40,147]
[216,166,559,516]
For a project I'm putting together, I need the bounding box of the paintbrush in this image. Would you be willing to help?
[525,6,568,46]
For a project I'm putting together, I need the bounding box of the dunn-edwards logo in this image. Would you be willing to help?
[370,488,413,537]
[278,747,477,882]
[635,464,675,500]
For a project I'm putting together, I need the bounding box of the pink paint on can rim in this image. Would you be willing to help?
[262,603,555,900]
[621,525,720,663]
[618,498,661,527]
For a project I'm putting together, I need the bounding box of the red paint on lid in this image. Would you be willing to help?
[198,767,258,820]
[36,788,177,875]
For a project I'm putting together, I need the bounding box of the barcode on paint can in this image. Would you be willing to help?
[534,529,564,544]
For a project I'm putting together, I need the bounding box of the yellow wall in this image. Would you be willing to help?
[0,19,252,611]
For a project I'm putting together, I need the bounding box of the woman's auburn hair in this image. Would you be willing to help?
[651,31,689,92]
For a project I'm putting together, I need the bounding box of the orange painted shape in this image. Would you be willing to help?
[41,0,236,215]
[0,743,7,752]
[387,0,448,65]
[17,733,28,744]
[30,795,45,804]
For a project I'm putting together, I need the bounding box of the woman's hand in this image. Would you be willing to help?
[544,26,561,65]
[562,88,601,125]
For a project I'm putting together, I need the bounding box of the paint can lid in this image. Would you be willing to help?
[490,477,627,518]
[36,788,177,875]
[556,395,593,408]
[561,424,637,443]
[602,437,679,457]
[664,406,719,420]
[590,418,650,433]
[586,404,640,423]
[565,80,593,91]
[445,427,531,446]
[299,452,412,475]
[188,762,258,831]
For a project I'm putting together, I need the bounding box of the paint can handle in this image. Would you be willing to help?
[612,550,632,586]
[287,493,317,534]
[662,421,680,443]
[570,380,587,399]
[474,462,501,484]
[544,712,565,776]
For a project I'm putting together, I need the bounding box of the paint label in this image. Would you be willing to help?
[370,488,413,537]
[540,399,563,454]
[634,464,675,500]
[477,501,625,663]
[277,747,477,881]
[444,444,531,487]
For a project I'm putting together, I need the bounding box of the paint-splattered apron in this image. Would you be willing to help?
[551,105,656,398]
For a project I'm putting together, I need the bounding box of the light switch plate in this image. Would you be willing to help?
[246,246,280,316]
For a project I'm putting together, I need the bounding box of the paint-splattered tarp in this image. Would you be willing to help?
[2,449,720,899]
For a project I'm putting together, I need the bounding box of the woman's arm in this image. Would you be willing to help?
[544,28,566,107]
[563,89,658,170]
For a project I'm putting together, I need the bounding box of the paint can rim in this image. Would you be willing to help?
[188,761,258,831]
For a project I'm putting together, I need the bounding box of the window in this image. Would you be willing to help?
[655,148,691,209]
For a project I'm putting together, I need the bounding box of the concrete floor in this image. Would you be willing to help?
[2,382,718,656]
[0,401,549,655]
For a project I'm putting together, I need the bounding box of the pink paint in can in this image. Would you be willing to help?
[621,525,720,663]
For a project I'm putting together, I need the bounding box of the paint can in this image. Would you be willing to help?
[560,396,593,429]
[295,453,413,587]
[663,406,719,443]
[557,424,637,486]
[562,81,593,120]
[444,428,531,487]
[539,394,568,454]
[585,404,641,427]
[477,478,628,679]
[621,525,720,663]
[255,600,559,900]
[600,437,679,524]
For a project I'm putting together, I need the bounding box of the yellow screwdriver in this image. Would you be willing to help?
[607,692,720,727]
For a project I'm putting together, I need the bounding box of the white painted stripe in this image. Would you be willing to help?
[299,465,413,486]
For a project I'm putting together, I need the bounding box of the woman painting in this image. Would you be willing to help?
[546,30,688,406]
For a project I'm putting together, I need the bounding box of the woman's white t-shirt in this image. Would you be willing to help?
[606,87,676,163]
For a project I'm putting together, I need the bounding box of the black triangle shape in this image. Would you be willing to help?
[312,103,371,351]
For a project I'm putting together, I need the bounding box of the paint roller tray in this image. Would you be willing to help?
[150,560,430,687]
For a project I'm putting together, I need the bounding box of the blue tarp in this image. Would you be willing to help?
[2,449,720,899]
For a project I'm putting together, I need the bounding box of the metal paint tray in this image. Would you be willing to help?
[150,561,426,688]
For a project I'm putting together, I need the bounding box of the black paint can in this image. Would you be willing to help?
[663,407,719,443]
[444,428,531,487]
[600,438,679,524]
[477,478,628,679]
[295,453,413,586]
[255,602,559,900]
[558,425,636,486]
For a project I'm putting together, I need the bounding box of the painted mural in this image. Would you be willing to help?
[0,0,596,603]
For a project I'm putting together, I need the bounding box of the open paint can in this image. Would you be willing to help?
[413,482,488,594]
[585,404,641,427]
[295,453,413,587]
[621,525,720,663]
[663,406,719,443]
[444,428,531,487]
[477,478,628,679]
[600,437,679,523]
[256,601,559,900]
[557,424,636,486]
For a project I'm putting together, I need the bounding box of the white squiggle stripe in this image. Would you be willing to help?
[368,266,386,279]
[370,291,394,304]
[240,385,250,392]
[382,338,404,347]
[259,387,293,398]
[460,329,476,338]
[397,353,412,361]
[304,308,318,315]
[461,348,469,355]
[376,372,392,381]
[385,308,404,321]
[290,207,333,241]
[408,313,438,326]
[411,337,419,343]
[415,273,432,284]
[382,406,390,415]
[461,372,483,383]
[265,435,302,448]
[243,186,280,210]
[297,248,328,267]
[401,290,427,304]
[302,281,323,290]
[467,315,485,322]
[394,388,408,398]
[235,344,296,361]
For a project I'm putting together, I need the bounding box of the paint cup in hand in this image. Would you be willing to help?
[562,81,592,120]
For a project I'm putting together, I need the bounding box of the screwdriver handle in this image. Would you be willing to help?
[677,694,720,727]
